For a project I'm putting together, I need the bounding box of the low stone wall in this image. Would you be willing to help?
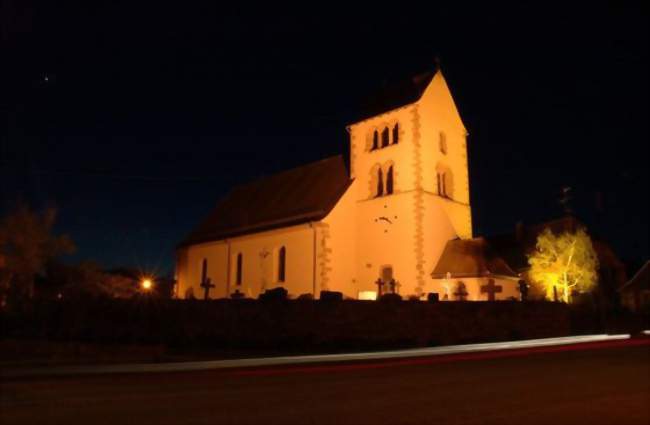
[1,298,571,351]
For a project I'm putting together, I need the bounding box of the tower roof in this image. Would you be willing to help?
[352,70,437,124]
[179,155,352,247]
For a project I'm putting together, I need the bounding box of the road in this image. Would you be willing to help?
[2,342,649,425]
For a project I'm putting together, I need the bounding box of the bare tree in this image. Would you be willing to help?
[0,204,75,306]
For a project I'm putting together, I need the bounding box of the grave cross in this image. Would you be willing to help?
[453,282,468,301]
[375,278,385,297]
[200,260,215,300]
[480,279,503,301]
[388,279,397,294]
[200,277,215,300]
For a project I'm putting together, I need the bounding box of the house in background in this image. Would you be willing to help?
[619,261,650,312]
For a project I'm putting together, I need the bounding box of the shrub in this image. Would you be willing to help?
[259,287,288,302]
[379,293,402,302]
[320,291,343,302]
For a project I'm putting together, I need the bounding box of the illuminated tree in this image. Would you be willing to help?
[527,227,599,303]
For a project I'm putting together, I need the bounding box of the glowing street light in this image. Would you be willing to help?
[141,278,153,291]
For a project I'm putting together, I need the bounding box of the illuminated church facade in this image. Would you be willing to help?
[176,69,521,301]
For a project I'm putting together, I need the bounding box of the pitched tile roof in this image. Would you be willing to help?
[179,155,352,247]
[619,261,650,292]
[431,237,519,279]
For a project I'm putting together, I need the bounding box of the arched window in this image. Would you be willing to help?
[371,130,379,150]
[376,168,384,197]
[236,253,243,285]
[277,246,286,283]
[439,131,447,155]
[436,168,453,198]
[381,127,390,148]
[386,165,394,194]
[392,124,399,144]
[201,258,208,283]
[442,172,447,197]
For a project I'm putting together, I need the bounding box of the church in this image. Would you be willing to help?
[175,67,521,301]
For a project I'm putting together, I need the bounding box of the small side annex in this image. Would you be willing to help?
[430,237,521,301]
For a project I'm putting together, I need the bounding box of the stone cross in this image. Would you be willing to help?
[453,282,468,301]
[481,279,503,301]
[388,279,397,294]
[201,277,214,300]
[200,261,215,300]
[375,278,385,297]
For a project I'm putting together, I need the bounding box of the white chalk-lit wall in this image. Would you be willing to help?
[418,72,472,239]
[347,71,472,298]
[430,277,520,301]
[349,101,415,296]
[319,180,358,297]
[177,224,319,299]
[176,184,360,300]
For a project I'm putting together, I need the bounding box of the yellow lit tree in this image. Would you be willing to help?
[527,227,599,303]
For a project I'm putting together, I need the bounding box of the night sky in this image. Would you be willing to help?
[2,2,648,276]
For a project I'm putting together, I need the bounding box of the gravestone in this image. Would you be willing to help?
[388,279,398,294]
[199,262,215,300]
[259,287,288,301]
[320,290,343,302]
[231,289,245,299]
[375,278,385,297]
[453,282,469,301]
[480,279,503,301]
[427,293,439,302]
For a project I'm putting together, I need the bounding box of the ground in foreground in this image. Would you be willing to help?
[1,343,649,425]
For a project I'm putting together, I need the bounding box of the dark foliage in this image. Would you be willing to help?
[258,287,288,302]
[0,297,588,353]
[319,291,343,302]
[379,293,403,302]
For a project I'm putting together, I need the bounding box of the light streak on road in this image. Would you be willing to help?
[1,334,632,378]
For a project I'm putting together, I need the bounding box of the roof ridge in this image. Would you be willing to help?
[179,154,351,247]
[235,154,346,189]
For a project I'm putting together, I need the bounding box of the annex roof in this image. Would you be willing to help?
[431,237,519,279]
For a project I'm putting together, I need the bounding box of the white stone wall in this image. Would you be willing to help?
[418,72,472,239]
[354,191,420,297]
[320,181,358,298]
[421,194,458,284]
[177,224,318,299]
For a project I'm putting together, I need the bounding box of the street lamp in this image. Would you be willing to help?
[141,278,153,291]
